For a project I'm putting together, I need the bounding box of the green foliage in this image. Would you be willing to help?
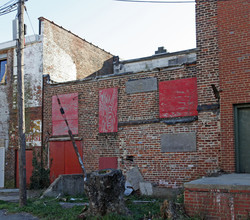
[29,150,50,189]
[176,192,184,204]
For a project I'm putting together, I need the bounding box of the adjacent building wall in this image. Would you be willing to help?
[185,0,249,217]
[40,17,114,82]
[0,49,13,188]
[2,17,114,187]
[218,0,250,172]
[4,37,43,187]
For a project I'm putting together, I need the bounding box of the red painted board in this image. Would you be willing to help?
[49,142,65,183]
[52,93,78,136]
[159,78,198,118]
[16,150,33,187]
[52,119,78,136]
[99,157,118,170]
[99,88,118,133]
[64,141,83,174]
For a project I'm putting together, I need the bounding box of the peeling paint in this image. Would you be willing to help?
[26,119,42,147]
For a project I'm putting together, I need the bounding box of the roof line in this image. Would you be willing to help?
[120,48,197,64]
[38,17,113,56]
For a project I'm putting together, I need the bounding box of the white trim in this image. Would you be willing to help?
[0,35,41,51]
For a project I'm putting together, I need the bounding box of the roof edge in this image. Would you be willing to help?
[120,48,197,64]
[38,17,113,56]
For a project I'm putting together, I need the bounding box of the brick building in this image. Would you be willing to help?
[0,17,113,188]
[44,48,209,187]
[42,0,249,193]
[1,2,249,217]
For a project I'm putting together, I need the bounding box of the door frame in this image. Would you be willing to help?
[234,103,250,173]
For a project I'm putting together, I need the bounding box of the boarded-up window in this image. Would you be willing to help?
[99,88,118,133]
[159,78,198,118]
[99,157,118,170]
[52,93,78,136]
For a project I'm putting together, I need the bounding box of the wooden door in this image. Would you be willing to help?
[16,150,33,187]
[235,104,250,173]
[49,141,83,183]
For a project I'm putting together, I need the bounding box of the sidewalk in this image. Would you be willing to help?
[0,189,41,219]
[0,189,43,202]
[0,210,39,220]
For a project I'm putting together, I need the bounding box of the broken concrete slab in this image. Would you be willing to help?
[125,167,144,191]
[42,174,84,198]
[139,182,153,196]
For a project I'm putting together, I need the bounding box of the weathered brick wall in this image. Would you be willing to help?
[218,0,250,172]
[185,187,250,219]
[40,18,114,82]
[43,58,221,187]
[196,0,220,105]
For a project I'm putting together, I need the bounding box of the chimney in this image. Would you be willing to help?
[155,46,167,55]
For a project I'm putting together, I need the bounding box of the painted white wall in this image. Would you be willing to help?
[13,41,43,109]
[43,41,77,82]
[0,147,4,188]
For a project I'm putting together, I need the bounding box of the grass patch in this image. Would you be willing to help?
[0,194,190,220]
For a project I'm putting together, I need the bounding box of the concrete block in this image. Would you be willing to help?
[42,174,84,197]
[126,78,157,94]
[152,186,181,199]
[125,166,144,191]
[139,182,153,196]
[161,132,196,152]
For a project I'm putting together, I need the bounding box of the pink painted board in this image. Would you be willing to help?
[99,88,118,133]
[52,93,78,135]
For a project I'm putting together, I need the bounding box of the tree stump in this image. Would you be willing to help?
[83,169,129,217]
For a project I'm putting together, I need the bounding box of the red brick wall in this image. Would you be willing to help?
[185,187,250,219]
[218,0,250,172]
[43,60,221,187]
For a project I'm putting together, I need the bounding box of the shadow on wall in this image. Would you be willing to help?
[87,57,115,78]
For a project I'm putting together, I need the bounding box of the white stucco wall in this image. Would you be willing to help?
[41,21,77,82]
[13,39,43,108]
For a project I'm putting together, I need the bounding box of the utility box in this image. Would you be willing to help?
[12,19,19,40]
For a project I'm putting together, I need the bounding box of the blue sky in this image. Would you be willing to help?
[0,0,196,60]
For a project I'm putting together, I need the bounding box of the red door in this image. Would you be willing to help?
[16,150,33,188]
[49,141,83,182]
